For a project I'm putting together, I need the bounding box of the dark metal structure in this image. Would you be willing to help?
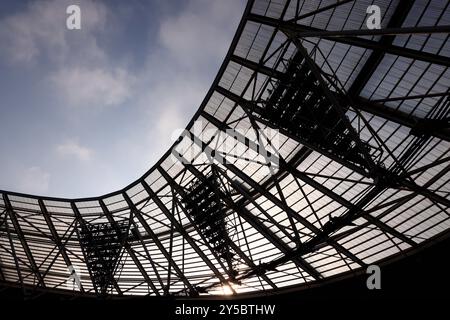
[77,219,129,295]
[0,0,449,298]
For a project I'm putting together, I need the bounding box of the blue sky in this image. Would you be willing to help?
[0,0,245,198]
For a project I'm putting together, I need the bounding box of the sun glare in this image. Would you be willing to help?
[222,285,234,295]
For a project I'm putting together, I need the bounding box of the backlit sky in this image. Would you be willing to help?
[0,0,245,198]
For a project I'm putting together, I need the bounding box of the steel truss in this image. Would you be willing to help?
[0,0,449,298]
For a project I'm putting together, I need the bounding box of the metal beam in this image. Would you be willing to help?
[322,163,450,250]
[3,194,45,287]
[213,84,449,208]
[1,211,23,285]
[159,170,248,280]
[157,166,278,289]
[39,199,85,292]
[200,110,367,266]
[402,179,450,209]
[99,199,160,296]
[71,202,122,295]
[214,85,370,176]
[246,13,450,67]
[221,166,366,267]
[230,54,285,79]
[372,91,450,103]
[173,143,322,280]
[287,169,418,246]
[122,192,195,295]
[287,35,378,173]
[349,0,414,96]
[225,54,450,142]
[353,97,450,142]
[248,12,450,37]
[186,127,418,248]
[288,0,354,23]
[190,165,322,280]
[287,24,450,38]
[0,212,5,281]
[128,217,167,295]
[137,180,234,294]
[228,185,421,283]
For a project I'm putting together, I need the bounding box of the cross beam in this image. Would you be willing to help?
[158,166,278,289]
[122,192,195,295]
[99,199,160,296]
[200,111,367,266]
[3,194,45,287]
[349,0,415,96]
[175,138,323,280]
[71,202,122,295]
[138,179,235,295]
[246,13,450,67]
[39,199,85,292]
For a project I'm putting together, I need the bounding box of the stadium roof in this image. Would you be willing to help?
[0,0,449,297]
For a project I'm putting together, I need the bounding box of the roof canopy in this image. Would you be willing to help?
[1,0,449,297]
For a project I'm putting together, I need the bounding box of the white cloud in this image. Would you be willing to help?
[158,0,244,69]
[157,105,191,142]
[135,74,207,144]
[57,140,92,161]
[0,0,245,197]
[50,66,134,108]
[0,2,63,63]
[129,0,245,170]
[17,167,50,194]
[0,0,130,109]
[0,0,108,64]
